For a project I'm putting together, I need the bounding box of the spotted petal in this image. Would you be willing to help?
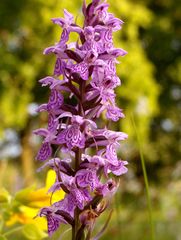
[47,89,63,111]
[70,62,89,80]
[36,142,52,161]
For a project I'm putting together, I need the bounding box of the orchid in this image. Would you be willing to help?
[34,0,128,239]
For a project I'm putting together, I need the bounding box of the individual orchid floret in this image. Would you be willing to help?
[57,122,85,150]
[39,207,68,236]
[106,104,125,121]
[105,160,128,176]
[75,168,100,191]
[34,0,128,238]
[51,9,82,44]
[33,128,57,161]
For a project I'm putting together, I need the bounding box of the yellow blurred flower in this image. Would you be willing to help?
[6,169,65,232]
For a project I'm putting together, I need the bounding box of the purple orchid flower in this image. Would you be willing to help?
[34,0,128,238]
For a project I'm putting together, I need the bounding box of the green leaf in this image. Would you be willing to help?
[0,235,8,240]
[0,189,11,204]
[22,224,48,240]
[0,220,4,233]
[14,185,36,205]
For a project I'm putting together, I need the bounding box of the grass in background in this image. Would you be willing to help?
[131,114,155,240]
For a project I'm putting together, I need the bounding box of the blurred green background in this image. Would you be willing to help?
[0,0,180,239]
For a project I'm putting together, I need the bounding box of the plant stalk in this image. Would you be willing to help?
[131,114,155,240]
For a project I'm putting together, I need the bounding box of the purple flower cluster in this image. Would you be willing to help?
[34,0,128,238]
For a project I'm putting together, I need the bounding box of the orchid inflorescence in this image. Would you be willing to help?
[34,0,128,239]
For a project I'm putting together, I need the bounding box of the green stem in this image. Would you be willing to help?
[72,224,76,240]
[72,72,85,240]
[75,149,82,171]
[131,114,155,240]
[3,226,23,237]
[72,208,80,240]
[75,208,79,238]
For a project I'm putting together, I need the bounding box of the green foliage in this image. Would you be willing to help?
[0,189,11,204]
[141,0,181,165]
[0,236,7,240]
[14,185,36,206]
[22,224,47,240]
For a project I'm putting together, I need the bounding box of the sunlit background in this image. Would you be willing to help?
[0,0,180,239]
